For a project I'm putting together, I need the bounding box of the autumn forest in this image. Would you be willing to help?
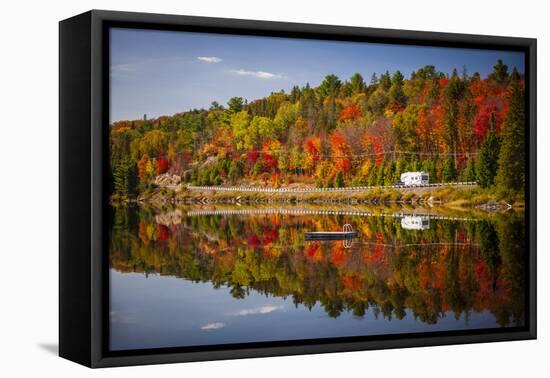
[110,60,526,203]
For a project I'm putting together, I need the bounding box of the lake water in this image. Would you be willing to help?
[108,205,526,351]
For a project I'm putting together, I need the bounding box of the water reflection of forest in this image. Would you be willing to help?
[109,206,526,327]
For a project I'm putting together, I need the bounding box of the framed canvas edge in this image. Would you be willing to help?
[92,330,536,368]
[59,10,94,367]
[80,9,537,368]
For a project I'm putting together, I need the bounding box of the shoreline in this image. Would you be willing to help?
[112,185,523,213]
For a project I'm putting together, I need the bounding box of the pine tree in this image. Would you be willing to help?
[491,59,509,85]
[442,157,457,182]
[442,69,464,164]
[368,166,378,186]
[495,69,525,194]
[409,157,420,172]
[113,164,127,195]
[112,158,137,197]
[475,112,500,187]
[384,160,395,185]
[349,73,366,94]
[421,159,437,183]
[388,70,407,110]
[463,156,477,182]
[290,85,301,103]
[379,71,391,91]
[334,171,344,188]
[318,74,342,97]
[370,73,378,86]
[376,160,386,186]
[253,158,263,176]
[227,97,244,114]
[396,158,406,179]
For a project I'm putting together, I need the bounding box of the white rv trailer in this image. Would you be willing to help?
[401,215,430,230]
[400,171,429,187]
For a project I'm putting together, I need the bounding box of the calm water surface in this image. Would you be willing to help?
[109,205,526,351]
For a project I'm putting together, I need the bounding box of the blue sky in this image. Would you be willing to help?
[110,27,525,122]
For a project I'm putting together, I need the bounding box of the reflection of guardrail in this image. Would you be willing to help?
[200,240,480,253]
[359,241,480,248]
[185,208,475,222]
[187,182,477,194]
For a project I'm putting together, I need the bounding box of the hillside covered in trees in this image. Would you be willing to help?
[110,60,525,201]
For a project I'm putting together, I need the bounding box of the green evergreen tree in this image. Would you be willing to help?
[395,158,406,176]
[289,85,301,103]
[227,97,244,114]
[463,156,477,182]
[349,73,366,94]
[252,158,263,176]
[495,69,525,194]
[317,74,342,97]
[442,157,457,182]
[369,73,378,86]
[384,160,395,185]
[112,158,137,197]
[442,69,464,163]
[421,159,437,183]
[491,59,509,85]
[409,156,420,172]
[368,166,378,186]
[379,71,391,91]
[388,70,407,109]
[112,163,127,195]
[376,161,386,186]
[334,171,344,188]
[209,101,223,111]
[475,112,500,187]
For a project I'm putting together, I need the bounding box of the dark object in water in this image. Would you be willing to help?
[305,224,358,240]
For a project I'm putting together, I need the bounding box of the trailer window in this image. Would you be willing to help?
[422,175,428,180]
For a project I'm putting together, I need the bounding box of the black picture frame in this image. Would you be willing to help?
[59,9,537,368]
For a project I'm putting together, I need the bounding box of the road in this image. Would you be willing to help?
[186,182,478,194]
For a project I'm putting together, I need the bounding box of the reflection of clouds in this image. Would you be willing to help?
[234,305,284,316]
[200,322,225,330]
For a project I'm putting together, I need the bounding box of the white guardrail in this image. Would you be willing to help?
[186,182,477,194]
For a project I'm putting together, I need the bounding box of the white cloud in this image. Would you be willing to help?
[229,69,286,80]
[234,305,284,316]
[197,56,223,63]
[110,63,136,76]
[200,322,225,330]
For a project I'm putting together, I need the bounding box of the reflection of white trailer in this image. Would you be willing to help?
[401,171,429,187]
[401,216,430,230]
